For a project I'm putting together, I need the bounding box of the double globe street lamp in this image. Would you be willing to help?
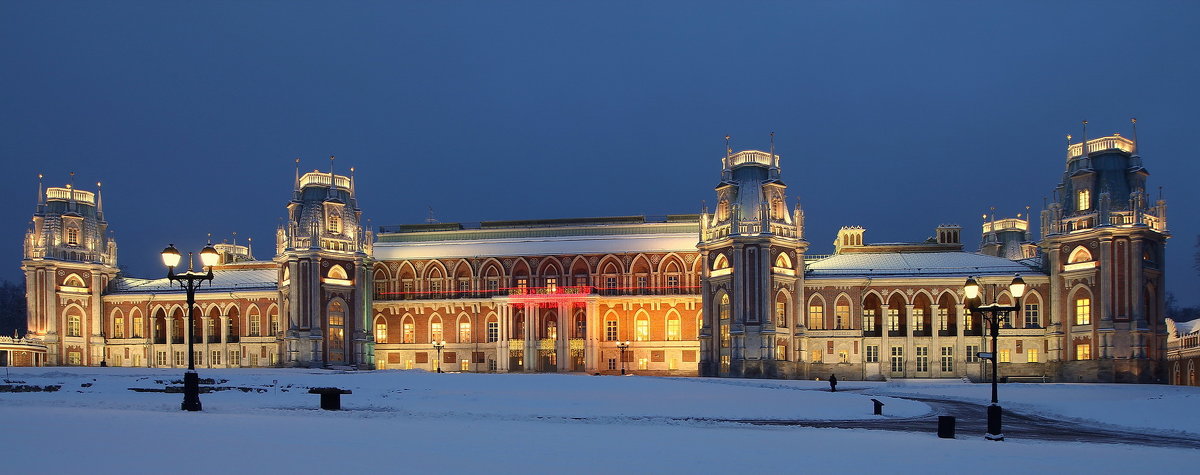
[161,243,220,412]
[963,274,1026,441]
[616,340,631,375]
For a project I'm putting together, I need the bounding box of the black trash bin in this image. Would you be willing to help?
[938,415,956,438]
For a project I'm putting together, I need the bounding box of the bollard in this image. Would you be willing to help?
[938,416,956,438]
[870,398,884,415]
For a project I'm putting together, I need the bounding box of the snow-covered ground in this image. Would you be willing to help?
[2,368,1197,473]
[865,379,1200,436]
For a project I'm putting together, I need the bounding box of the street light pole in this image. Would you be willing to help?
[433,340,446,373]
[162,243,219,412]
[616,341,630,375]
[964,274,1025,441]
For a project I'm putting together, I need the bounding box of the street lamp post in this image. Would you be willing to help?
[616,341,631,375]
[433,340,446,373]
[161,243,219,412]
[963,274,1026,441]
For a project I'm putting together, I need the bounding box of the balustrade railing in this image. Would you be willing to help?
[1067,135,1134,159]
[378,285,701,301]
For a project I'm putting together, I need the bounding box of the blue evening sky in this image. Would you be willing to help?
[2,1,1197,305]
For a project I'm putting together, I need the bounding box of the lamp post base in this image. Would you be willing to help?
[181,371,202,412]
[985,404,1003,440]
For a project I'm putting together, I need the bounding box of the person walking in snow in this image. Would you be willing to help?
[829,374,838,392]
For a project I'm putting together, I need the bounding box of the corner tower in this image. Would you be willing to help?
[1039,121,1168,382]
[698,146,807,378]
[275,162,373,368]
[21,177,119,365]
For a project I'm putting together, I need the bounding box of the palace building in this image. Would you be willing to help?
[9,126,1172,383]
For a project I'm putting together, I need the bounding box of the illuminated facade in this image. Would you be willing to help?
[15,127,1170,382]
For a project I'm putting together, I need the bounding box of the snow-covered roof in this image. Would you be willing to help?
[110,267,278,294]
[1169,318,1200,336]
[806,251,1042,278]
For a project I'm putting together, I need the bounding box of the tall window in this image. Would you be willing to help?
[890,346,903,372]
[775,300,787,327]
[1027,347,1039,363]
[431,321,443,342]
[487,319,499,343]
[937,307,949,331]
[999,349,1011,363]
[835,303,850,330]
[810,349,822,363]
[1076,343,1091,360]
[205,318,216,341]
[940,346,954,372]
[516,278,527,290]
[667,316,680,341]
[67,312,81,337]
[269,309,280,336]
[545,277,557,292]
[915,346,929,372]
[1024,303,1040,327]
[328,213,341,234]
[459,321,471,342]
[1075,298,1091,325]
[114,316,125,339]
[636,276,647,289]
[249,308,261,336]
[912,309,925,332]
[865,345,879,363]
[964,312,974,331]
[719,294,731,348]
[375,320,387,343]
[887,309,900,331]
[667,275,679,290]
[635,317,649,341]
[132,314,143,338]
[605,319,617,341]
[546,320,557,340]
[863,309,876,332]
[605,276,617,290]
[1077,189,1091,211]
[327,301,345,363]
[808,304,824,330]
[403,321,415,343]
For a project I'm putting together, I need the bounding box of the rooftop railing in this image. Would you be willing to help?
[45,187,95,204]
[1067,135,1134,159]
[723,150,779,169]
[299,171,351,190]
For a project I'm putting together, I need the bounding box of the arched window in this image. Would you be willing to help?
[248,307,262,336]
[374,316,388,343]
[130,308,143,338]
[808,297,825,330]
[1077,189,1091,211]
[835,297,851,330]
[717,200,729,221]
[604,312,618,341]
[226,307,241,341]
[719,294,731,348]
[575,311,586,339]
[666,311,681,341]
[635,313,649,341]
[458,317,471,343]
[402,316,415,344]
[712,254,730,271]
[776,337,788,361]
[430,316,443,343]
[63,273,86,288]
[1074,293,1092,325]
[774,252,792,270]
[486,315,499,342]
[268,306,280,336]
[775,292,789,327]
[546,319,558,340]
[327,300,346,363]
[328,212,341,234]
[1068,246,1093,264]
[112,309,125,339]
[328,265,348,280]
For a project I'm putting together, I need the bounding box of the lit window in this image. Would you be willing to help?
[67,313,81,337]
[808,304,824,330]
[887,309,900,331]
[1077,189,1091,211]
[403,322,415,343]
[667,316,680,341]
[459,321,471,342]
[269,309,280,336]
[720,324,730,348]
[132,315,143,338]
[638,358,648,370]
[863,309,877,332]
[1027,348,1039,363]
[375,321,387,343]
[405,360,414,370]
[775,301,787,327]
[605,319,617,341]
[249,308,261,336]
[114,316,125,339]
[1075,298,1091,325]
[546,277,557,292]
[460,359,469,371]
[913,309,925,332]
[516,278,527,290]
[810,349,822,363]
[431,321,443,342]
[999,349,1011,363]
[68,352,82,365]
[838,350,849,363]
[1076,343,1091,360]
[328,213,341,234]
[776,339,788,360]
[635,318,649,341]
[965,312,975,331]
[546,321,557,340]
[937,307,949,331]
[720,355,731,371]
[835,303,850,329]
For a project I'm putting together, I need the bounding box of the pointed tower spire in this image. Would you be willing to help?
[1065,134,1072,162]
[1130,117,1139,155]
[247,237,253,259]
[294,157,301,191]
[327,155,336,200]
[349,167,356,196]
[37,173,44,205]
[95,181,103,215]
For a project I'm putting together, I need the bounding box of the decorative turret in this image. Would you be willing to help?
[24,177,117,266]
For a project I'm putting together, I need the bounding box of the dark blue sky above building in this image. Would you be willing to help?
[2,1,1197,304]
